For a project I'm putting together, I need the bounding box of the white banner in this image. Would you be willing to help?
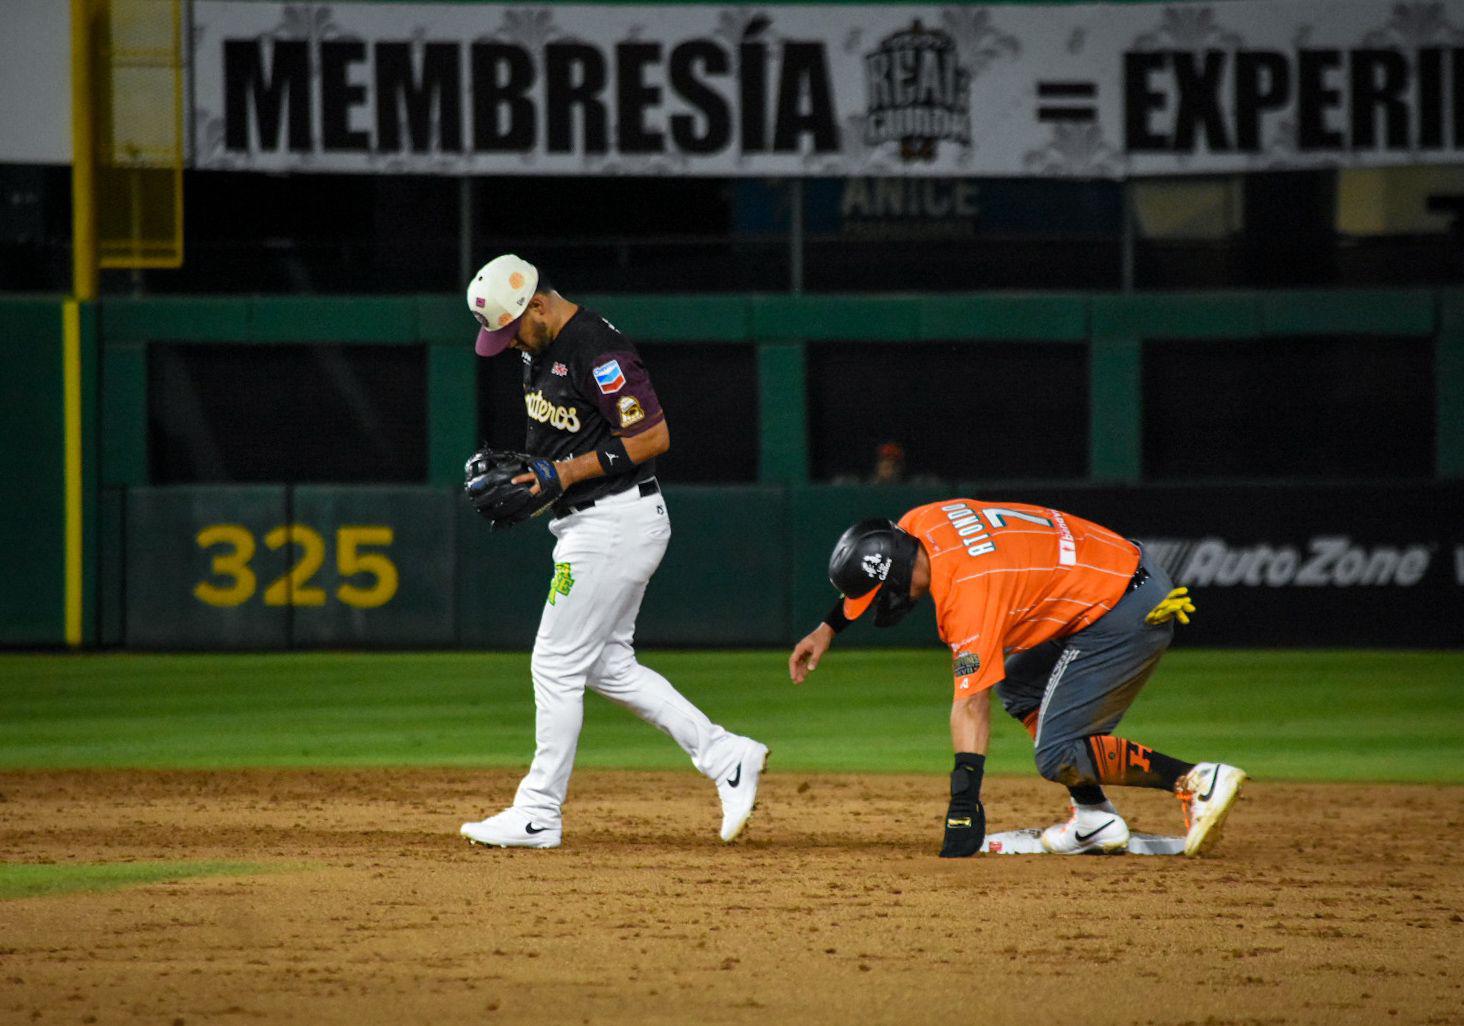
[0,0,73,164]
[190,0,1464,177]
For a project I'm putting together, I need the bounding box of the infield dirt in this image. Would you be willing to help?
[2,769,1460,1026]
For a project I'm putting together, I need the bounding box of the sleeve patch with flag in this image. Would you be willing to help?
[593,360,626,394]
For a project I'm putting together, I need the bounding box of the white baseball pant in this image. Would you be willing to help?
[511,484,747,822]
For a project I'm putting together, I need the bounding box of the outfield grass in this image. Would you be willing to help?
[0,650,1459,782]
[0,861,267,900]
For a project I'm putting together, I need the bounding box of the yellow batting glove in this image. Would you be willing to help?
[1144,586,1195,626]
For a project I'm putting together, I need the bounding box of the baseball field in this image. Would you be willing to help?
[3,649,1462,1026]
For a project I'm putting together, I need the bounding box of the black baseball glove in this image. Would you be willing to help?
[464,448,564,530]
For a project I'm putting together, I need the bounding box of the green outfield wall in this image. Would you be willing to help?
[0,300,68,645]
[4,289,1462,648]
[101,480,1464,650]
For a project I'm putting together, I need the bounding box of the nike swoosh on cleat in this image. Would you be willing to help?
[1199,768,1221,802]
[726,764,742,788]
[525,824,548,835]
[1075,820,1116,843]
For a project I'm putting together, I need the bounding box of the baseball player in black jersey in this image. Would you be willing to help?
[458,254,768,849]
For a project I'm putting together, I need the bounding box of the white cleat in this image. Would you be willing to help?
[1178,762,1248,857]
[717,740,769,843]
[1040,800,1131,854]
[459,808,561,849]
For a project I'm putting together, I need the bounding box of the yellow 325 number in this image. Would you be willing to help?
[193,524,399,609]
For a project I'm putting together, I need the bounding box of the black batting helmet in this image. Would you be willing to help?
[828,518,923,628]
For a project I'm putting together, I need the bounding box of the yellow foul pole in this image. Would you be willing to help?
[63,300,83,647]
[70,0,97,301]
[67,0,95,646]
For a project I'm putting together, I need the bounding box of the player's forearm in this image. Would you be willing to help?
[555,420,669,488]
[553,450,608,489]
[820,601,851,634]
[624,419,669,463]
[950,691,991,754]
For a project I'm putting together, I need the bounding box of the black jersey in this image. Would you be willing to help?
[521,307,664,507]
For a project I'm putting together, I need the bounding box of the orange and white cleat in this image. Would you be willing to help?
[1176,763,1248,857]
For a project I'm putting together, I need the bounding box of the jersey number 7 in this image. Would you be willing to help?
[980,507,1053,529]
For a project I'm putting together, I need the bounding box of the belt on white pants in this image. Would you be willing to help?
[552,477,660,519]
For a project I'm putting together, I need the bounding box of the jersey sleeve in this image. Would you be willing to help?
[582,349,665,437]
[937,549,1007,698]
[899,505,1007,698]
[947,611,1006,698]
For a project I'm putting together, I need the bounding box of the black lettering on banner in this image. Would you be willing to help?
[546,43,608,153]
[1350,49,1409,150]
[1036,81,1098,123]
[773,42,838,152]
[224,39,312,152]
[1419,47,1444,150]
[866,51,892,109]
[894,49,915,106]
[616,42,664,153]
[1173,50,1229,152]
[669,41,731,154]
[739,41,768,153]
[471,43,535,151]
[374,42,463,153]
[321,40,370,151]
[1124,51,1169,152]
[1297,49,1344,151]
[1233,50,1289,152]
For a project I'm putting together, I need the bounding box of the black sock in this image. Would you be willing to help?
[1147,751,1195,792]
[1069,784,1107,806]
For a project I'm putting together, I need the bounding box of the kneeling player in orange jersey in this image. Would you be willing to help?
[788,500,1248,859]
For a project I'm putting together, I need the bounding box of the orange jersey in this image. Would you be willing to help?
[897,500,1140,697]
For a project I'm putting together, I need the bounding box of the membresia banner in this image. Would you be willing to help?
[191,0,1464,177]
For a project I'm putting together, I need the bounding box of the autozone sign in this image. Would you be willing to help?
[1138,537,1435,588]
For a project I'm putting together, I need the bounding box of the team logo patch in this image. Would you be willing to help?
[593,360,627,394]
[953,650,981,677]
[551,362,568,376]
[617,396,645,427]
